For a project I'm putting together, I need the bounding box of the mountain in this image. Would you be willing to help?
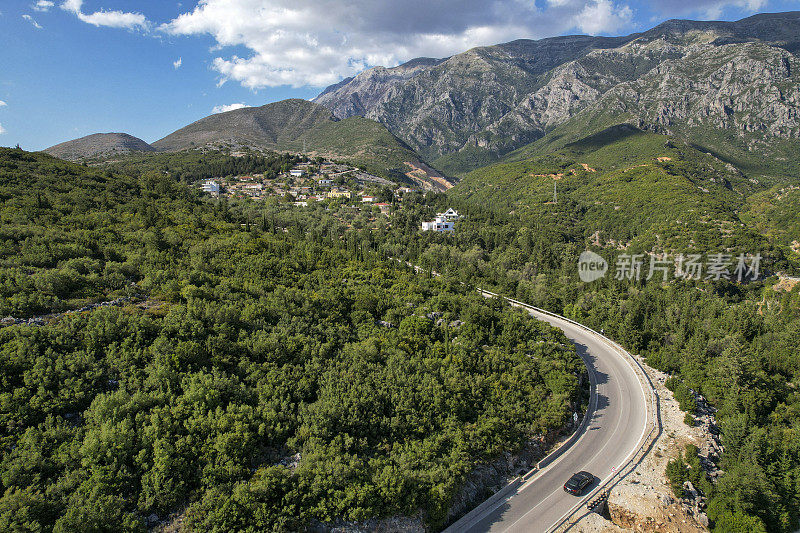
[44,100,451,190]
[44,133,156,161]
[151,98,450,189]
[313,12,800,177]
[152,99,332,152]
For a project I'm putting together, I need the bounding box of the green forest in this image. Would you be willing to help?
[1,139,799,532]
[0,148,584,531]
[235,140,800,531]
[363,197,800,532]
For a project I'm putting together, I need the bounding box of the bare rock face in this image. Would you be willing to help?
[608,500,707,533]
[315,58,444,119]
[312,12,800,173]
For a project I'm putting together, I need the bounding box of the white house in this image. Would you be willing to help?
[201,180,220,196]
[439,208,460,221]
[289,169,305,178]
[421,216,454,232]
[421,209,460,232]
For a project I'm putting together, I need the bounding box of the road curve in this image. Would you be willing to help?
[447,292,650,533]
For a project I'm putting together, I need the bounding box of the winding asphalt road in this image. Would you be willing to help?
[448,293,650,533]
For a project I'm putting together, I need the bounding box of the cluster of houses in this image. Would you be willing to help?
[421,208,461,233]
[199,161,462,232]
[199,162,407,217]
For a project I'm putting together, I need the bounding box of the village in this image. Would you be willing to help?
[199,160,462,232]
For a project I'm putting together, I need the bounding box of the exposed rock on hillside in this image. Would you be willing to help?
[581,363,715,532]
[313,12,800,175]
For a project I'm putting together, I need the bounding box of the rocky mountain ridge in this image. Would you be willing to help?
[313,12,800,176]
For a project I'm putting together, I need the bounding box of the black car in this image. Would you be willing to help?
[563,471,594,495]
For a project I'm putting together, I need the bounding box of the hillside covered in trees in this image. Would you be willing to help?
[194,142,800,532]
[0,148,583,531]
[359,195,800,533]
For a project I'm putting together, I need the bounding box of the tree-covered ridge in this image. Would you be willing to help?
[741,185,800,248]
[0,148,583,531]
[100,149,300,184]
[148,99,438,186]
[449,127,798,252]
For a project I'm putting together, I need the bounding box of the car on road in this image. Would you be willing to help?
[563,471,594,495]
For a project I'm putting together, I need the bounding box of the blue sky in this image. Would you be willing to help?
[1,0,798,150]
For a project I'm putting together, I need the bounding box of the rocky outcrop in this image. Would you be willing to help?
[579,362,714,532]
[1,295,141,328]
[314,58,444,119]
[309,515,427,533]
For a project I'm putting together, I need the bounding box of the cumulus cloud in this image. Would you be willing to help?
[0,101,6,107]
[173,57,183,69]
[574,0,633,34]
[32,0,55,12]
[212,103,251,114]
[22,14,44,29]
[61,0,149,30]
[161,0,636,89]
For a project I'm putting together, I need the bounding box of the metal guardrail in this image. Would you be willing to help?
[477,290,661,533]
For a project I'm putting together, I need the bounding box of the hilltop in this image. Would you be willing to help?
[152,99,448,188]
[43,132,156,161]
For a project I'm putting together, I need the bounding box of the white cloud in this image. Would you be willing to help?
[0,101,6,107]
[212,103,250,114]
[32,0,55,12]
[173,57,183,69]
[574,0,633,35]
[161,0,637,89]
[0,123,6,135]
[23,14,44,29]
[650,0,769,19]
[61,0,149,30]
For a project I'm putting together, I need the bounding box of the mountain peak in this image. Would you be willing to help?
[44,132,155,161]
[151,99,334,152]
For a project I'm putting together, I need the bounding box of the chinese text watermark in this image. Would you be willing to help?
[578,252,761,282]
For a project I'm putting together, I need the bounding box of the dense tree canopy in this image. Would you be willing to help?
[0,148,583,531]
